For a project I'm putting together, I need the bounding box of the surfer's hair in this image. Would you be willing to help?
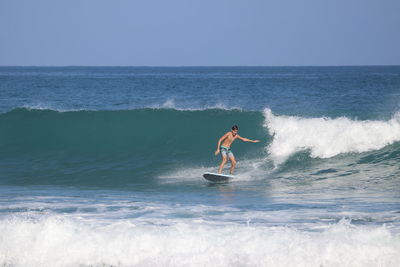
[232,125,238,130]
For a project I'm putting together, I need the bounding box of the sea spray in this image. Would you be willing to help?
[263,108,400,164]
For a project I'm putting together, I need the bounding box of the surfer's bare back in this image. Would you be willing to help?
[215,125,260,174]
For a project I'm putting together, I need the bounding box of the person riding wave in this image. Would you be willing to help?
[215,125,260,174]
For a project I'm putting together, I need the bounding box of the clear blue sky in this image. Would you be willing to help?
[1,0,399,66]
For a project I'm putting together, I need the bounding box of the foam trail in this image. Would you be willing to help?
[158,159,268,183]
[263,108,400,164]
[1,217,399,267]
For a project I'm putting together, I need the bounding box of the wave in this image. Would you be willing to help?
[0,108,265,186]
[12,99,244,114]
[0,216,399,267]
[264,108,400,164]
[1,107,400,187]
[0,108,262,155]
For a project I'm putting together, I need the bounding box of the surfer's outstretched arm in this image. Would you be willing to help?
[215,132,229,155]
[238,135,260,143]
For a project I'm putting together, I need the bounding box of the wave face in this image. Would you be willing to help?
[0,108,265,187]
[264,108,400,164]
[2,107,400,188]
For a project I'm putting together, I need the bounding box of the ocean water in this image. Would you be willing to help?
[1,66,400,266]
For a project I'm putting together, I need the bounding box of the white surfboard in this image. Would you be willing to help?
[203,172,235,182]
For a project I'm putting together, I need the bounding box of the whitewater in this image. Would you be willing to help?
[264,108,400,163]
[1,66,400,266]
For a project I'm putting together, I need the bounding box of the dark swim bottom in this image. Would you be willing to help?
[220,146,234,157]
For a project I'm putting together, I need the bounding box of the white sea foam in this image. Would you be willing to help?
[22,103,67,112]
[21,104,86,113]
[0,216,399,267]
[263,108,400,164]
[158,165,215,183]
[150,98,243,111]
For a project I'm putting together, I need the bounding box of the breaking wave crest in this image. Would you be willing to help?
[264,108,400,164]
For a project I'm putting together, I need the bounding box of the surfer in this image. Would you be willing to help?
[215,125,260,174]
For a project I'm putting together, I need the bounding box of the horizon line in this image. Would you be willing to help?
[0,64,400,68]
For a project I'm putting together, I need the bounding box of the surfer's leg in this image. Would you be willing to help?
[218,155,228,174]
[229,154,236,174]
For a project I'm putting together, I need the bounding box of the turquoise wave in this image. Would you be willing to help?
[2,108,399,188]
[0,108,266,187]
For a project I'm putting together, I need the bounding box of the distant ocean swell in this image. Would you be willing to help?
[1,107,400,186]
